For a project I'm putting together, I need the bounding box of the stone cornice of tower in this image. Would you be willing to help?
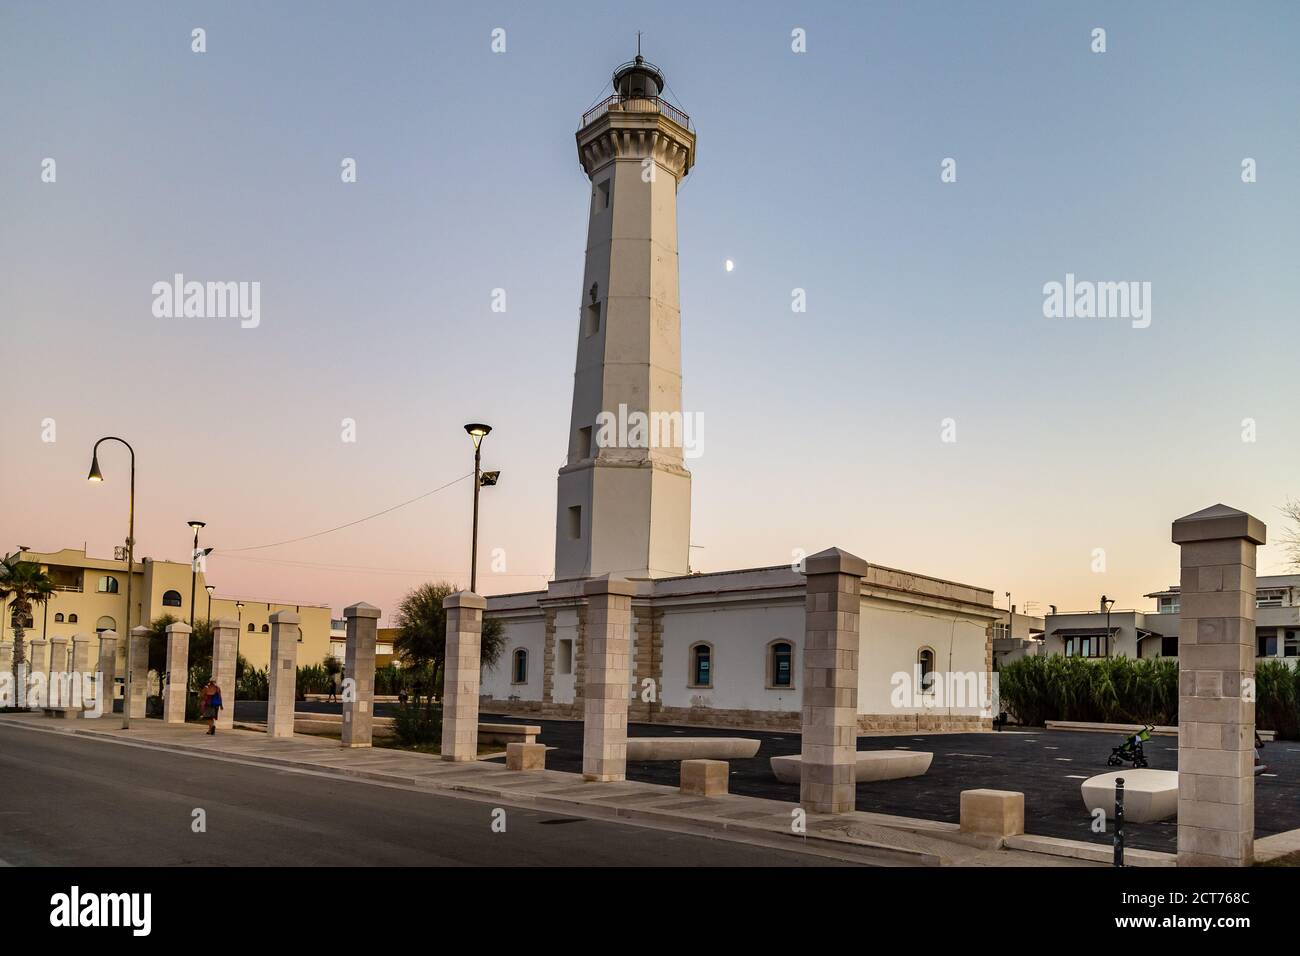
[576,110,695,181]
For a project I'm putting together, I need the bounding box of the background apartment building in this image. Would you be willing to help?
[1042,574,1300,661]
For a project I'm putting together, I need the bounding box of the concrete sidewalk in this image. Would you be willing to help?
[0,712,1115,867]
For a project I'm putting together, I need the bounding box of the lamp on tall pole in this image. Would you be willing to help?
[187,521,206,629]
[235,601,244,692]
[205,584,215,623]
[1100,594,1116,659]
[87,437,136,730]
[463,423,493,594]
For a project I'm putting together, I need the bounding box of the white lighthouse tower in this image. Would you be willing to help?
[553,52,697,581]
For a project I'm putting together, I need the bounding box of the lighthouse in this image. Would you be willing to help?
[553,52,696,581]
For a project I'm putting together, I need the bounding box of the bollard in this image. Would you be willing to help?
[1113,777,1125,867]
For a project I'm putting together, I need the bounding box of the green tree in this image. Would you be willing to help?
[144,615,212,713]
[0,556,56,702]
[393,581,505,701]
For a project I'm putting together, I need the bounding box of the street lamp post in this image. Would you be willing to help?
[463,423,492,593]
[235,601,244,695]
[87,437,136,730]
[187,521,206,629]
[206,584,215,623]
[1101,595,1116,659]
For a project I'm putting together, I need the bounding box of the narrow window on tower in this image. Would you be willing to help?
[578,425,592,459]
[567,505,582,540]
[597,178,610,210]
[584,300,601,337]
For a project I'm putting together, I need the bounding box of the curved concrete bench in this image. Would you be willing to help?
[770,750,933,784]
[626,737,760,761]
[1080,769,1177,823]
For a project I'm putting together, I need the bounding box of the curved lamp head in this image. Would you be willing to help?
[464,422,492,449]
[87,455,104,483]
[206,585,216,595]
[188,520,206,532]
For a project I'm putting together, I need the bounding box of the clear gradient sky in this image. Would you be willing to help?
[2,1,1298,622]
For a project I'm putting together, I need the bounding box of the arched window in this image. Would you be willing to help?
[68,614,78,624]
[97,576,119,594]
[96,616,116,633]
[768,640,794,688]
[162,590,182,607]
[917,647,936,695]
[261,624,269,633]
[248,623,255,632]
[54,613,65,623]
[512,648,528,684]
[689,642,712,688]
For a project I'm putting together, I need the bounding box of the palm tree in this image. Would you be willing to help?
[0,557,56,704]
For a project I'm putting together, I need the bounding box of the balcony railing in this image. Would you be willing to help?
[582,94,691,131]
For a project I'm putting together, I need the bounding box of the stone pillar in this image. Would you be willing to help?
[440,591,486,762]
[128,626,149,720]
[1172,504,1265,867]
[342,602,380,748]
[94,631,118,718]
[28,639,48,707]
[582,576,636,782]
[211,618,238,731]
[71,635,92,711]
[799,547,868,814]
[48,635,68,707]
[0,641,12,708]
[267,610,300,738]
[163,622,192,725]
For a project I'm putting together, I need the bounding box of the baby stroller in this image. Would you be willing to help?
[1107,725,1152,768]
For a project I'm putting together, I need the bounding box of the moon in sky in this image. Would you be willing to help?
[724,259,734,272]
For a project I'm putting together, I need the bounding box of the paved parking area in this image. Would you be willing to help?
[477,715,1300,854]
[233,701,1297,853]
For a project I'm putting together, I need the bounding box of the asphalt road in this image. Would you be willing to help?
[0,725,846,867]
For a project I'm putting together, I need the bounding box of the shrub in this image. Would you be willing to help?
[237,666,268,701]
[998,655,1297,738]
[296,663,332,698]
[392,699,442,746]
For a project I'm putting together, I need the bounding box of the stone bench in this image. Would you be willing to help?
[680,759,729,796]
[770,750,932,784]
[478,723,541,746]
[1080,769,1178,823]
[42,707,83,720]
[626,737,760,761]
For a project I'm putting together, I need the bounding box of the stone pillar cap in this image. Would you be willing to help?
[50,634,68,643]
[211,617,240,629]
[268,610,301,625]
[98,629,118,641]
[443,590,487,610]
[130,625,150,636]
[344,602,382,619]
[583,573,638,597]
[1172,504,1266,546]
[71,634,91,643]
[165,621,193,634]
[803,547,870,577]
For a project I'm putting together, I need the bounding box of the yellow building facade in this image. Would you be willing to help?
[1,548,333,677]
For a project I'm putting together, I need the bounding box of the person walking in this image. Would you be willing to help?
[201,678,223,735]
[328,667,342,703]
